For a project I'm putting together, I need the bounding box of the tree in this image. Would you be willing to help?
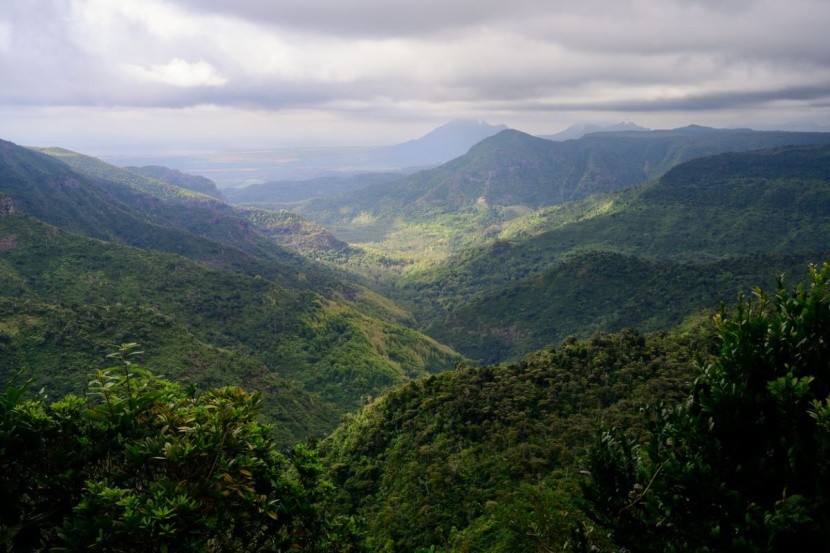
[583,264,830,552]
[0,344,363,552]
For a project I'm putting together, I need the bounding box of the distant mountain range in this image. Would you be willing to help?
[103,119,510,186]
[539,121,649,141]
[295,125,830,242]
[8,120,830,552]
[6,121,830,430]
[276,125,830,362]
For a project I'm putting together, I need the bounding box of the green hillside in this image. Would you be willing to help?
[429,251,823,362]
[0,298,337,446]
[321,325,713,551]
[394,145,830,361]
[4,141,312,288]
[0,139,463,444]
[36,147,223,205]
[321,265,830,551]
[242,208,349,252]
[34,144,380,295]
[0,212,458,414]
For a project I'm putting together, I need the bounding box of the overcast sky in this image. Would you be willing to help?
[1,0,829,153]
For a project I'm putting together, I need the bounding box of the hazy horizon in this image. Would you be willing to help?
[2,0,830,155]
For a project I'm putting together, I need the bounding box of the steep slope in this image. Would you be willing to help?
[36,147,224,206]
[430,251,823,362]
[9,142,307,287]
[35,143,449,331]
[242,209,349,252]
[411,145,830,361]
[0,139,463,440]
[0,297,337,447]
[28,142,394,301]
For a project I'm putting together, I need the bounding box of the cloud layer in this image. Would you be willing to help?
[1,0,829,151]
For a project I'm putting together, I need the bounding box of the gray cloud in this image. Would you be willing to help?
[1,0,829,151]
[499,83,830,113]
[164,0,552,38]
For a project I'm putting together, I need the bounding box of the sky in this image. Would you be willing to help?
[1,0,830,154]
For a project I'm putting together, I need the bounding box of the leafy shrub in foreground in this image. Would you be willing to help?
[583,264,830,552]
[0,344,362,552]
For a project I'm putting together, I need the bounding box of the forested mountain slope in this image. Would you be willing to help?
[322,265,830,552]
[322,325,714,551]
[408,145,830,361]
[0,139,462,443]
[26,141,406,321]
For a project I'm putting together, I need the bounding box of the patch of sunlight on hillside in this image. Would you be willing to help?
[499,196,619,241]
[351,212,376,227]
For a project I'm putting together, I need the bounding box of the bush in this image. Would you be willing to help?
[0,344,363,552]
[583,264,830,552]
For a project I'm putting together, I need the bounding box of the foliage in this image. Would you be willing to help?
[36,147,219,204]
[582,264,830,551]
[0,298,338,447]
[290,136,830,366]
[0,345,363,552]
[429,251,824,363]
[243,208,348,252]
[0,198,460,423]
[320,327,713,551]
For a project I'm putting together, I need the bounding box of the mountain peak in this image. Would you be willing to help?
[367,119,509,167]
[428,118,508,133]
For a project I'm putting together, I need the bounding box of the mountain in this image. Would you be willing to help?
[9,142,323,291]
[296,126,830,243]
[35,147,225,206]
[540,121,649,141]
[0,138,462,443]
[33,144,361,283]
[242,208,349,252]
[126,164,225,200]
[429,250,822,362]
[365,119,509,168]
[409,144,830,361]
